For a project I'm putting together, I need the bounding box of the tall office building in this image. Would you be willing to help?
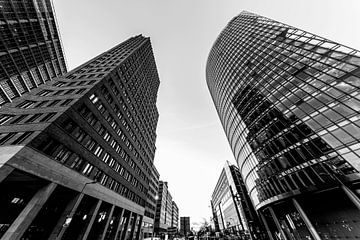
[0,35,160,240]
[211,161,265,239]
[0,0,67,104]
[207,11,360,239]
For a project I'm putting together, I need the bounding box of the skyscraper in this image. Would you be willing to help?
[0,35,160,240]
[0,0,67,104]
[207,11,360,239]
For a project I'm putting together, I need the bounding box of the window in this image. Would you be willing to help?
[103,132,111,141]
[68,155,84,171]
[0,133,16,145]
[100,175,108,185]
[10,115,27,124]
[85,138,96,151]
[94,146,103,157]
[38,90,53,96]
[92,168,103,181]
[17,100,35,109]
[109,158,115,167]
[102,152,110,163]
[61,99,73,106]
[35,101,48,108]
[54,81,66,87]
[89,93,98,104]
[62,119,77,133]
[54,147,71,163]
[76,89,85,95]
[0,115,13,125]
[82,163,94,176]
[74,128,86,142]
[47,100,60,107]
[25,114,42,123]
[40,113,56,122]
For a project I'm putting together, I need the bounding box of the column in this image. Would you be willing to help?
[48,193,84,240]
[268,206,286,240]
[135,215,143,240]
[121,211,133,240]
[341,185,360,210]
[2,182,57,240]
[258,212,274,240]
[0,165,14,183]
[82,200,102,240]
[292,199,321,240]
[128,214,138,240]
[100,205,115,240]
[114,208,125,240]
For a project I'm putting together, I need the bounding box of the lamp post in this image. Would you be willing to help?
[80,180,97,194]
[56,180,97,239]
[151,195,159,240]
[63,181,97,227]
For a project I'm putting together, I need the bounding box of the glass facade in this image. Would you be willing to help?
[0,0,67,104]
[207,11,360,239]
[211,162,266,239]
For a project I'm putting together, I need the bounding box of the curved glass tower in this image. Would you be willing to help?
[207,11,360,239]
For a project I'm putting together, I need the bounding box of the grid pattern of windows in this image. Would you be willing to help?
[0,36,161,211]
[206,12,360,208]
[38,137,144,206]
[0,0,67,104]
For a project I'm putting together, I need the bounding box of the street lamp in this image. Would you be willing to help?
[63,180,97,227]
[151,195,159,240]
[56,180,98,240]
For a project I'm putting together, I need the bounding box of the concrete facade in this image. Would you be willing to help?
[0,35,160,240]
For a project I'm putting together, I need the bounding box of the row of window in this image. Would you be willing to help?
[107,75,156,162]
[0,112,56,125]
[207,13,360,206]
[0,131,33,146]
[65,37,147,80]
[38,138,145,207]
[100,81,155,164]
[53,79,96,88]
[37,87,86,97]
[16,98,73,109]
[88,89,152,177]
[61,115,147,194]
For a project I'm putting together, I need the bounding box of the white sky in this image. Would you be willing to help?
[54,0,360,228]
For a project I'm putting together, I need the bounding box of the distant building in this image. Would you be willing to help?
[142,165,160,239]
[0,0,67,104]
[180,217,190,236]
[211,161,265,239]
[207,11,360,239]
[0,35,160,240]
[155,181,173,234]
[171,201,179,229]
